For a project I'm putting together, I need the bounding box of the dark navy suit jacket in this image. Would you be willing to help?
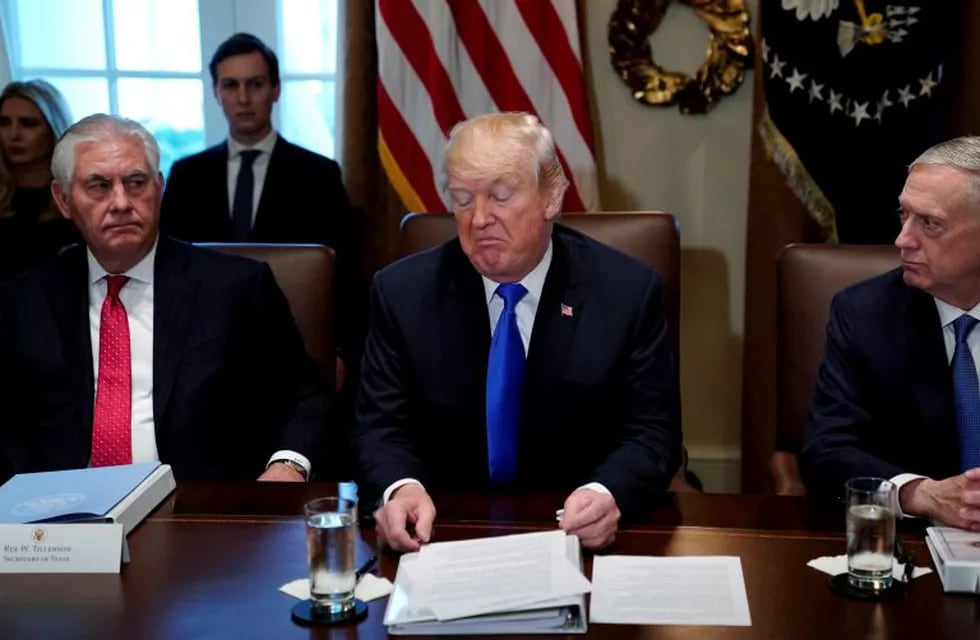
[801,268,962,498]
[160,136,361,355]
[0,237,327,483]
[354,225,681,521]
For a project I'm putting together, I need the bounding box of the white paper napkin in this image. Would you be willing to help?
[279,573,394,601]
[806,554,933,579]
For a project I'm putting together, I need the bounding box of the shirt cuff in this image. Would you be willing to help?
[890,473,927,518]
[267,450,312,479]
[579,482,612,496]
[383,478,424,503]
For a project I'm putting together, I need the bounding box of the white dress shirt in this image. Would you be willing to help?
[226,129,278,225]
[933,298,980,369]
[480,241,553,355]
[88,244,158,463]
[891,297,980,515]
[384,241,610,503]
[88,241,310,475]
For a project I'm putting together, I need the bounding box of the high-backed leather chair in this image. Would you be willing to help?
[770,243,900,495]
[398,211,696,491]
[398,212,681,362]
[198,243,354,481]
[198,244,336,383]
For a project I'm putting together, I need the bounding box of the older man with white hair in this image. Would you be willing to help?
[0,113,328,483]
[803,136,980,530]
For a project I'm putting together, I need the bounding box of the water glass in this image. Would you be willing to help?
[845,477,897,591]
[305,496,358,614]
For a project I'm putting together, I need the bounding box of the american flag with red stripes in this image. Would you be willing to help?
[376,0,599,213]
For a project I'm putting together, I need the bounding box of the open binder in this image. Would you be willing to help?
[384,531,588,635]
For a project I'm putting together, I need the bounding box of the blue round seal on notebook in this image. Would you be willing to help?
[12,493,86,518]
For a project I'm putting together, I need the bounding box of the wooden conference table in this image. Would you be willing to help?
[0,484,976,639]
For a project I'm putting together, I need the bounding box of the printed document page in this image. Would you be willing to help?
[406,530,591,621]
[590,555,751,626]
[384,533,588,634]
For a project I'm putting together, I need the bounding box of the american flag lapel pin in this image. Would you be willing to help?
[560,303,574,318]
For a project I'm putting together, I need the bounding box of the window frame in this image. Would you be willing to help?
[3,0,344,160]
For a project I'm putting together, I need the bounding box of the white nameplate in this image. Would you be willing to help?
[0,522,124,573]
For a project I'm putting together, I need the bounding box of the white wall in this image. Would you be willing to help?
[583,1,755,491]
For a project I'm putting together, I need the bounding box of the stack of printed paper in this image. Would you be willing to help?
[384,530,590,634]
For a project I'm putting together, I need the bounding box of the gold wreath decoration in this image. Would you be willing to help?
[608,0,754,114]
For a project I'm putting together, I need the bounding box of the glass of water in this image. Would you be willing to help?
[845,477,897,591]
[305,496,358,615]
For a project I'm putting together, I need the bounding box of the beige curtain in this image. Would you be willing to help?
[341,0,408,281]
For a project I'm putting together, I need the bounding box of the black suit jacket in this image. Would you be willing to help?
[160,136,362,355]
[801,268,961,498]
[0,237,327,483]
[354,225,681,521]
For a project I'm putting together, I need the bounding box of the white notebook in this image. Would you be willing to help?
[925,527,980,594]
[0,462,175,534]
[384,530,589,635]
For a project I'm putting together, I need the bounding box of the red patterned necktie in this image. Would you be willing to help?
[91,275,132,467]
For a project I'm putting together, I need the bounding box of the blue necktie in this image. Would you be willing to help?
[486,283,527,484]
[232,149,261,241]
[952,314,980,471]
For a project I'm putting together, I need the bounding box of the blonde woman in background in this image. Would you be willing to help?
[0,79,78,281]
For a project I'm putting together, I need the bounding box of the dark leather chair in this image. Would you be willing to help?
[200,243,348,480]
[771,243,900,495]
[398,211,697,491]
[198,244,336,383]
[399,212,681,362]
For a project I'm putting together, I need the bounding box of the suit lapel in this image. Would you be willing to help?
[444,242,491,393]
[152,238,199,423]
[253,137,287,235]
[193,143,233,239]
[209,142,232,220]
[525,230,582,383]
[47,246,95,454]
[904,287,957,446]
[216,140,231,219]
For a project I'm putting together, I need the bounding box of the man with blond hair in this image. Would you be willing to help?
[356,112,681,550]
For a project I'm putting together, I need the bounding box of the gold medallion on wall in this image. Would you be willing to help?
[608,0,754,114]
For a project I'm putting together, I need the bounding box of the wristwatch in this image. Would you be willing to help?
[270,458,309,481]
